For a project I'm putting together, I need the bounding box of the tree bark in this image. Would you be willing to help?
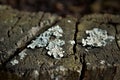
[0,5,120,80]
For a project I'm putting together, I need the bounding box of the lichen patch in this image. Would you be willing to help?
[82,28,115,47]
[27,25,65,59]
[10,59,19,65]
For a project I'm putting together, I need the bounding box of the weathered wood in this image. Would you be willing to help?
[0,5,59,65]
[0,5,81,80]
[0,5,120,80]
[76,14,120,80]
[6,15,81,80]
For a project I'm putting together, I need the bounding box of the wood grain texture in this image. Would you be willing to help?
[0,5,120,80]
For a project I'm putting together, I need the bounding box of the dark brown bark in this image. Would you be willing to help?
[0,5,120,80]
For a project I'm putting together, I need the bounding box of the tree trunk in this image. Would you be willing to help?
[0,5,120,80]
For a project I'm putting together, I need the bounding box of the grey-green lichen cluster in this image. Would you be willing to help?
[10,59,19,65]
[10,50,27,65]
[82,28,115,47]
[27,25,65,59]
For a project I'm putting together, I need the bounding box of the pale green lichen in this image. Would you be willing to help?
[27,25,65,59]
[18,50,27,60]
[10,59,19,65]
[82,28,115,47]
[69,40,75,45]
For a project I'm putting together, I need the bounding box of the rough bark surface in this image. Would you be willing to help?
[76,14,120,80]
[0,5,120,80]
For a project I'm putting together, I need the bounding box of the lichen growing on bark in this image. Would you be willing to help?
[27,25,65,59]
[10,59,19,65]
[82,28,115,47]
[18,50,27,60]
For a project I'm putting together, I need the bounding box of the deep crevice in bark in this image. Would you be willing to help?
[73,20,79,54]
[79,54,86,80]
[114,25,120,51]
[73,18,86,80]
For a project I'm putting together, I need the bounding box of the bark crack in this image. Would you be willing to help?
[73,19,79,59]
[79,54,86,80]
[114,25,120,51]
[2,13,45,67]
[73,18,86,80]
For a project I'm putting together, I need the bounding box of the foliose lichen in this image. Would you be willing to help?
[82,28,115,47]
[10,59,19,65]
[18,50,27,60]
[69,40,75,45]
[27,25,65,59]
